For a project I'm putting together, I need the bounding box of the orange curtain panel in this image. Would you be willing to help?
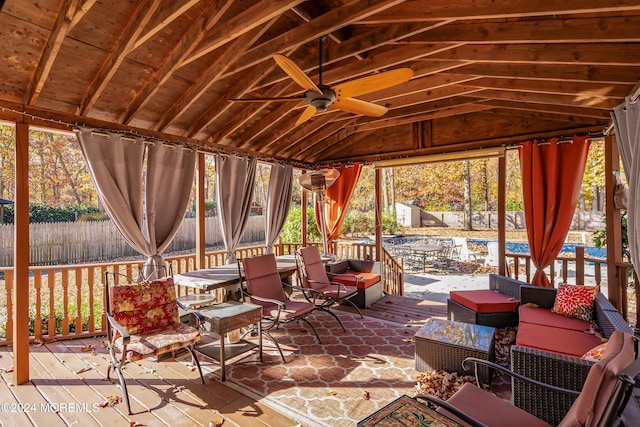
[519,136,590,287]
[315,163,362,253]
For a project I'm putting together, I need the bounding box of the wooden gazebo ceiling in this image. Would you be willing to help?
[1,0,639,166]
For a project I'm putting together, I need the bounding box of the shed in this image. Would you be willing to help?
[0,198,13,224]
[395,203,421,228]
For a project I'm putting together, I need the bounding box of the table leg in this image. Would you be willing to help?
[219,333,226,382]
[258,320,263,363]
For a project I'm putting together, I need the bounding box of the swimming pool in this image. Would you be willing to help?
[467,238,607,258]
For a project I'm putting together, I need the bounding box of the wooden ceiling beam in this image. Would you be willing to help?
[479,99,611,120]
[68,0,97,32]
[157,22,275,132]
[258,113,339,156]
[473,89,619,110]
[182,0,307,67]
[307,129,372,163]
[286,121,358,160]
[223,0,405,77]
[463,78,630,99]
[453,62,640,84]
[25,0,82,105]
[361,0,640,24]
[79,0,162,115]
[131,0,202,51]
[350,104,494,133]
[488,108,607,125]
[427,43,640,66]
[122,0,232,124]
[203,78,297,142]
[405,16,640,44]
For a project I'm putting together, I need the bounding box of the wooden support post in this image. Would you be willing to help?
[301,172,307,247]
[195,152,206,270]
[604,135,624,314]
[498,154,507,276]
[14,122,30,384]
[375,168,382,262]
[575,246,585,285]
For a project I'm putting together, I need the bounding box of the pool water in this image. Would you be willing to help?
[468,238,607,258]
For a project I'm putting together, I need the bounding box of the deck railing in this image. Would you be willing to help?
[0,241,393,345]
[0,242,632,345]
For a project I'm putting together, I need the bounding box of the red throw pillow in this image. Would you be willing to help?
[551,284,597,322]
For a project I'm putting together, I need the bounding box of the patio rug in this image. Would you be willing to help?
[190,310,421,427]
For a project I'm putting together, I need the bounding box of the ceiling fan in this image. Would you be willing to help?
[229,38,414,125]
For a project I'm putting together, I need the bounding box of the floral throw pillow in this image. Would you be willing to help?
[551,284,597,322]
[581,341,608,361]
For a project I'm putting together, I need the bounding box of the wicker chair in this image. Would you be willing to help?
[415,331,638,427]
[104,268,204,414]
[240,253,320,363]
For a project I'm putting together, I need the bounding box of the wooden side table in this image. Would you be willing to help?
[194,301,262,381]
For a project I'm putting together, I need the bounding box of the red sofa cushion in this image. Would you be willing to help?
[519,306,593,332]
[516,322,603,357]
[332,271,380,289]
[449,289,519,313]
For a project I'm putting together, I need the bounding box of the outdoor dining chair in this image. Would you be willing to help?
[296,245,363,332]
[414,330,638,427]
[240,253,321,363]
[104,266,204,415]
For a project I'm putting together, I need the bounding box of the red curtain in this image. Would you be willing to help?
[315,163,362,253]
[519,136,590,287]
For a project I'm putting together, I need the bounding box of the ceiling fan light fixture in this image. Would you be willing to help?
[305,86,336,112]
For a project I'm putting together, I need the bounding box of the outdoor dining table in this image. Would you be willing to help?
[404,244,450,271]
[174,254,299,292]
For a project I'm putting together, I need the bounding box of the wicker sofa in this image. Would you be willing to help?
[325,259,383,308]
[510,284,634,426]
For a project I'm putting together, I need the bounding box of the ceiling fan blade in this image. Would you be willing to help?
[334,68,414,99]
[295,105,317,126]
[228,95,305,102]
[274,54,321,93]
[334,97,388,117]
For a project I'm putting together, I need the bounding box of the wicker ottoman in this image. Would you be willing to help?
[414,318,496,385]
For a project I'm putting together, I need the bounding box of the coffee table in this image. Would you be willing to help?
[414,318,496,385]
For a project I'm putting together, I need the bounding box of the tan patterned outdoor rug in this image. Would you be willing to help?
[190,310,421,427]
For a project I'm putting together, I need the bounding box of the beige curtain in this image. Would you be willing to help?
[612,99,640,274]
[215,154,257,264]
[76,128,196,278]
[265,163,293,253]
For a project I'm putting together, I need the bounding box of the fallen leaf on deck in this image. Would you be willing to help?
[363,391,370,400]
[402,337,414,342]
[100,395,122,407]
[76,366,92,374]
[209,417,225,427]
[81,345,94,352]
[326,391,337,396]
[130,422,145,427]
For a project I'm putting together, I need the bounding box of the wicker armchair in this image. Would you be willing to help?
[511,285,634,426]
[415,331,638,427]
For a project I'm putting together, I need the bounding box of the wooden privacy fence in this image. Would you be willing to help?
[0,241,393,345]
[0,216,266,266]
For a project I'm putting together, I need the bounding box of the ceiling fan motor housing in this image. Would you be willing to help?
[306,85,336,112]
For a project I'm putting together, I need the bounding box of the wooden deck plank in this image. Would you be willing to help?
[24,345,102,427]
[337,294,446,327]
[60,339,168,426]
[31,342,133,427]
[0,347,35,427]
[0,346,67,427]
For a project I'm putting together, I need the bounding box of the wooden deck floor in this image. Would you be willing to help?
[0,295,445,427]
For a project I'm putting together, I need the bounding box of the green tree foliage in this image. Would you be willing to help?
[281,207,321,243]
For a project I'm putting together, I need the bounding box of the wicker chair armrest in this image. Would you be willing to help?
[413,394,488,427]
[462,357,580,397]
[106,313,130,344]
[488,274,525,299]
[519,285,557,309]
[347,259,375,273]
[511,345,592,426]
[325,260,349,274]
